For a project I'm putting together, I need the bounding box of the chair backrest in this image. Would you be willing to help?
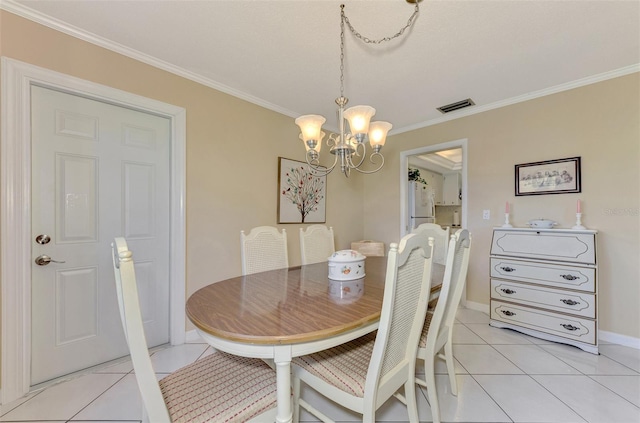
[364,232,434,404]
[240,226,289,275]
[111,237,171,422]
[299,225,335,265]
[426,229,472,352]
[411,223,450,266]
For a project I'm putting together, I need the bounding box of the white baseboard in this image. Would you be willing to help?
[463,300,489,315]
[464,301,640,350]
[599,330,640,350]
[185,329,203,343]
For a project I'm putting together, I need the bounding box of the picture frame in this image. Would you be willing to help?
[515,156,581,196]
[277,157,327,223]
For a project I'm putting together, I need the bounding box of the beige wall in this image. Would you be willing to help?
[363,73,640,339]
[0,11,364,311]
[1,11,638,343]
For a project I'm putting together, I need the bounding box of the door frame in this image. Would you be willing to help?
[399,138,468,237]
[1,57,187,404]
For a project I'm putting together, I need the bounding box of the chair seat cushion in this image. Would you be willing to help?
[159,351,277,423]
[292,331,377,398]
[418,310,434,348]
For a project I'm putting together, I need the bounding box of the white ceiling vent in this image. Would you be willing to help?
[437,98,476,114]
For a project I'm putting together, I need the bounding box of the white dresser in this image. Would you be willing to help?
[489,227,598,354]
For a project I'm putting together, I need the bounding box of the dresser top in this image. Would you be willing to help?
[493,227,598,234]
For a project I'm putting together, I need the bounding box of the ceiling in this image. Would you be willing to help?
[5,0,639,134]
[409,148,462,173]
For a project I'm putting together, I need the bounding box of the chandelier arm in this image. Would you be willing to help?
[306,152,338,177]
[341,2,419,45]
[348,142,368,169]
[350,152,385,175]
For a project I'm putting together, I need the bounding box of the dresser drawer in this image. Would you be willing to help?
[491,230,595,265]
[491,280,596,318]
[490,300,596,345]
[490,258,596,292]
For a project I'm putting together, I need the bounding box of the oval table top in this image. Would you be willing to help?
[186,257,388,345]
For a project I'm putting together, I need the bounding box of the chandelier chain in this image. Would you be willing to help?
[341,2,420,45]
[340,6,345,99]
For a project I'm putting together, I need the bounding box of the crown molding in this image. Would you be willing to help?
[0,0,298,119]
[2,0,637,133]
[394,64,640,135]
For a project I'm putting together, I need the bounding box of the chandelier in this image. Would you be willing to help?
[295,1,421,177]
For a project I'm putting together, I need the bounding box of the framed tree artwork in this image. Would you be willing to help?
[278,157,326,223]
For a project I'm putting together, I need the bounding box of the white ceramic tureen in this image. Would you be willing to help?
[327,249,366,281]
[528,219,557,229]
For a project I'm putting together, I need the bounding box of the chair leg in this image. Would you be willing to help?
[292,376,301,423]
[414,355,427,388]
[404,380,420,423]
[425,359,441,423]
[444,340,457,396]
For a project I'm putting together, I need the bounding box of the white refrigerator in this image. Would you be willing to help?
[409,181,436,230]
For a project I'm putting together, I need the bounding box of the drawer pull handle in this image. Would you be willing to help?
[560,323,579,331]
[501,310,516,316]
[560,299,580,306]
[501,266,516,272]
[501,288,516,295]
[560,274,580,281]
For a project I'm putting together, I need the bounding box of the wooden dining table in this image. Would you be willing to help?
[186,257,444,423]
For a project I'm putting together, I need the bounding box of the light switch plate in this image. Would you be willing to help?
[483,210,490,220]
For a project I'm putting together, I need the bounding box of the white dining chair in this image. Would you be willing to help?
[411,223,450,266]
[291,232,435,423]
[415,229,472,423]
[111,237,277,423]
[240,226,289,275]
[299,225,335,265]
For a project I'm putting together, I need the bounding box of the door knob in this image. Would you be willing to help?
[35,255,66,266]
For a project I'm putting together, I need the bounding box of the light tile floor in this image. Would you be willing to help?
[1,307,639,422]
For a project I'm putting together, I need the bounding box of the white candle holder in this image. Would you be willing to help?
[572,212,586,230]
[502,213,513,228]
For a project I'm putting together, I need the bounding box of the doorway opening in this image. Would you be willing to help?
[399,139,468,237]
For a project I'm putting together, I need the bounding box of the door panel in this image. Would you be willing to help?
[31,86,170,385]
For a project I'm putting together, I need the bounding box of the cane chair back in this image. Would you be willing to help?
[240,226,289,275]
[411,223,450,266]
[299,225,335,265]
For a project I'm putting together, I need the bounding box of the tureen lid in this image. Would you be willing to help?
[328,249,366,262]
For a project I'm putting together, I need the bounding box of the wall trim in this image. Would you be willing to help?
[2,0,638,135]
[463,302,640,351]
[1,57,187,404]
[463,301,490,315]
[599,330,640,351]
[186,329,204,344]
[393,64,640,135]
[0,0,296,120]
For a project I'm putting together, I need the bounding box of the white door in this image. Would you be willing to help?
[30,86,171,385]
